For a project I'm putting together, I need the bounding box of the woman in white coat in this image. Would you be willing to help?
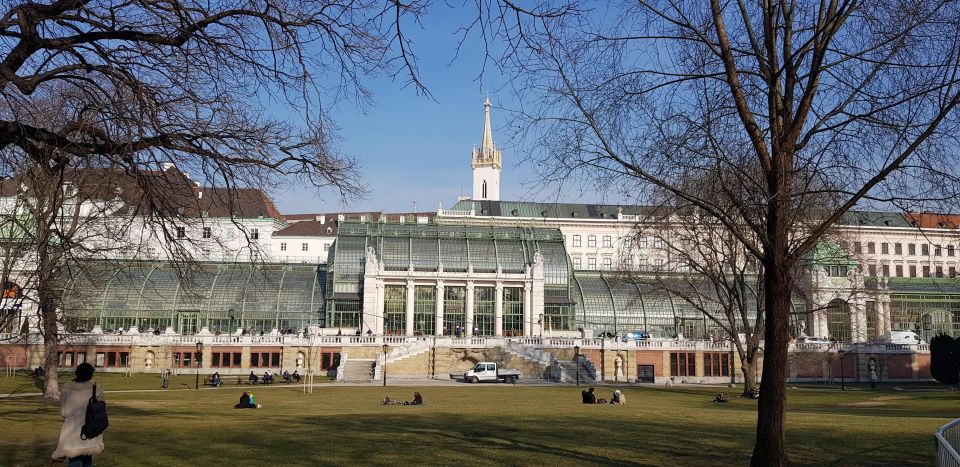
[52,363,104,466]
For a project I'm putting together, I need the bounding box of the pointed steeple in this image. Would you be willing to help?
[471,97,502,201]
[481,97,494,155]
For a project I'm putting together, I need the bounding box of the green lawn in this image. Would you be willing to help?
[0,371,330,394]
[0,381,953,466]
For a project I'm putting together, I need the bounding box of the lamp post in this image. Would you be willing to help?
[195,341,204,390]
[574,345,581,387]
[382,343,389,387]
[838,349,846,391]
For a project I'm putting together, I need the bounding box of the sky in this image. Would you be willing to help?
[271,7,591,215]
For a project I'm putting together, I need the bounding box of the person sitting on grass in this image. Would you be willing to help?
[582,387,598,404]
[411,392,423,405]
[611,389,625,405]
[234,391,253,408]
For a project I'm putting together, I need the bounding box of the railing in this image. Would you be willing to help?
[937,417,960,467]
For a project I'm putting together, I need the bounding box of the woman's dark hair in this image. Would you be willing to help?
[74,362,95,382]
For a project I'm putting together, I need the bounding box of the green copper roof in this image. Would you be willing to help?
[802,241,858,266]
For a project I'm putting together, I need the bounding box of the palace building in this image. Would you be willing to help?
[0,100,950,384]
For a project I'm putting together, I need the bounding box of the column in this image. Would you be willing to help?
[494,282,504,337]
[435,281,444,336]
[405,281,415,336]
[465,281,475,337]
[523,282,532,337]
[375,283,385,335]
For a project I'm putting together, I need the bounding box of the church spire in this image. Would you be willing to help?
[471,97,502,201]
[481,97,494,155]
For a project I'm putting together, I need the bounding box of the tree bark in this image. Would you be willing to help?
[40,287,60,400]
[740,350,758,398]
[752,265,792,466]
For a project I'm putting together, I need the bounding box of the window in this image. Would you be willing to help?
[280,243,287,251]
[602,258,612,270]
[923,266,931,277]
[896,265,903,277]
[572,235,581,247]
[653,238,664,249]
[868,264,877,276]
[935,245,943,256]
[936,266,944,278]
[950,245,956,257]
[670,352,696,377]
[653,259,664,269]
[602,236,612,248]
[867,242,875,254]
[827,265,848,277]
[176,226,186,239]
[909,243,916,255]
[250,352,281,368]
[302,243,309,252]
[202,227,212,239]
[211,352,242,368]
[173,351,196,368]
[882,264,890,277]
[473,287,495,336]
[853,242,862,254]
[703,353,730,377]
[951,267,957,278]
[572,257,581,269]
[910,265,917,277]
[94,351,129,368]
[502,287,524,337]
[320,352,341,370]
[922,244,929,256]
[638,237,648,248]
[895,243,902,255]
[587,258,597,270]
[881,243,889,254]
[251,228,260,240]
[384,285,406,335]
[638,258,649,270]
[588,235,597,247]
[324,243,330,251]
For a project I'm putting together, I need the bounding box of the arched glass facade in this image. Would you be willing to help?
[60,262,324,334]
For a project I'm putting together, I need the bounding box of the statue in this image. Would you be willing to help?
[615,354,624,381]
[296,353,305,369]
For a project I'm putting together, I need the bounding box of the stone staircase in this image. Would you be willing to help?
[504,340,554,366]
[553,360,599,384]
[339,359,376,382]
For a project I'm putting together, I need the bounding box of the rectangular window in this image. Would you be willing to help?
[638,237,648,248]
[853,242,862,254]
[202,227,212,239]
[320,352,341,370]
[654,259,664,269]
[951,267,957,278]
[280,243,287,251]
[502,287,524,337]
[384,285,407,335]
[868,264,877,276]
[302,243,309,252]
[922,244,929,256]
[588,235,597,247]
[895,243,903,255]
[882,264,890,277]
[896,265,903,277]
[669,352,696,377]
[909,244,916,255]
[473,287,495,336]
[251,228,260,240]
[602,258,612,270]
[881,243,889,254]
[910,265,917,277]
[923,266,931,277]
[414,286,437,336]
[936,266,944,278]
[602,236,612,248]
[176,226,186,239]
[703,353,730,377]
[950,245,956,257]
[867,242,875,254]
[572,235,581,247]
[653,238,664,249]
[250,352,280,368]
[639,258,649,270]
[935,245,943,256]
[587,258,597,270]
[324,243,330,251]
[572,257,581,269]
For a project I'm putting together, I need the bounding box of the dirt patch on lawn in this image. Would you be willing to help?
[841,396,910,407]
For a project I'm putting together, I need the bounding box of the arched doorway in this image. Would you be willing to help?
[825,299,852,342]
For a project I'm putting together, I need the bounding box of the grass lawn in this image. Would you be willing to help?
[0,381,954,466]
[0,371,331,394]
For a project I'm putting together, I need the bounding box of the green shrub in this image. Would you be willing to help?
[929,333,960,385]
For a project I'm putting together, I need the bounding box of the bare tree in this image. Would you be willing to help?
[0,0,427,399]
[482,1,960,464]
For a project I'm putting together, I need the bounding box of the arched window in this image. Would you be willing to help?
[482,180,487,199]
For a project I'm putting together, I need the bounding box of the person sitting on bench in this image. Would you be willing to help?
[248,372,258,385]
[211,372,222,387]
[292,370,301,383]
[282,370,291,383]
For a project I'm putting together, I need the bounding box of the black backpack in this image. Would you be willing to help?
[80,383,109,440]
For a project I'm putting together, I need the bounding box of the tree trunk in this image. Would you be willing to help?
[740,349,758,398]
[40,298,60,400]
[751,266,792,466]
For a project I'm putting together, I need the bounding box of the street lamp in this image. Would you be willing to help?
[195,341,204,390]
[574,345,581,387]
[838,349,846,391]
[382,343,389,387]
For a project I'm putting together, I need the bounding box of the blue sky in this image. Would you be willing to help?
[272,7,585,215]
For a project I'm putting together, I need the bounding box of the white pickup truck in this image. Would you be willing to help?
[461,362,521,384]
